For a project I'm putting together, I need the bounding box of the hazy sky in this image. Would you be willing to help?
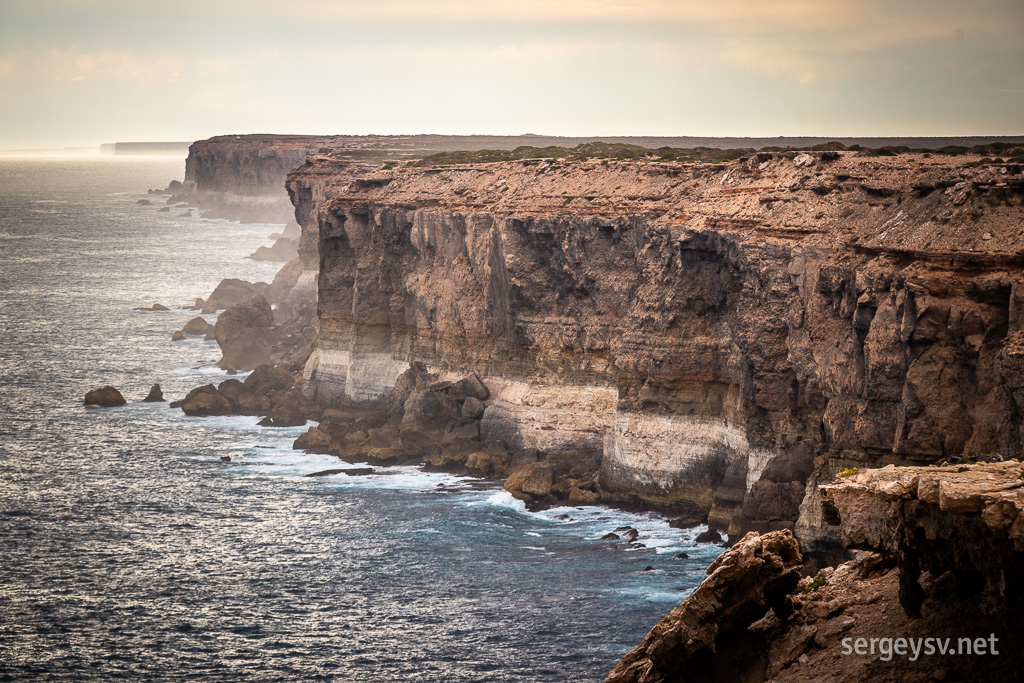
[1,0,1022,148]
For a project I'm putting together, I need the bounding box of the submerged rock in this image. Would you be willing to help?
[84,385,126,407]
[134,303,170,311]
[304,469,348,477]
[171,330,185,341]
[142,383,164,402]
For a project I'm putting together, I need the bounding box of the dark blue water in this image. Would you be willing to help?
[0,156,722,681]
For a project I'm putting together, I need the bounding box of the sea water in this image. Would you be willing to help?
[0,156,723,681]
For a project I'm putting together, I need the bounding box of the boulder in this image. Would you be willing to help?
[142,384,164,402]
[181,316,215,336]
[261,257,304,306]
[447,374,490,401]
[200,278,267,313]
[135,303,170,311]
[568,486,600,505]
[215,296,274,371]
[169,384,232,416]
[399,389,459,453]
[263,390,308,427]
[463,440,512,475]
[243,363,294,397]
[607,530,803,683]
[171,330,185,341]
[504,462,554,501]
[294,424,333,453]
[136,199,151,205]
[695,528,723,544]
[216,378,246,404]
[84,385,126,407]
[461,396,487,420]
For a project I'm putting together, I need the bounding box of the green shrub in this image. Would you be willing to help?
[804,576,828,593]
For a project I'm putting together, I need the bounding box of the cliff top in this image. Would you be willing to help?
[305,150,1024,258]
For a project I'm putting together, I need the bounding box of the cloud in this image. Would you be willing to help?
[0,48,184,84]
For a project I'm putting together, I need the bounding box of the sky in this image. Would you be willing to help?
[0,0,1022,148]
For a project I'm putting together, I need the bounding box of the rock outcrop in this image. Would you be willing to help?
[170,363,316,422]
[607,530,803,683]
[84,386,126,407]
[248,237,298,262]
[142,383,164,402]
[610,461,1024,681]
[214,295,274,372]
[820,460,1024,618]
[180,316,215,337]
[195,278,266,314]
[294,148,1024,554]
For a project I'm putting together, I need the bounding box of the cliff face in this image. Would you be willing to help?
[183,135,344,223]
[297,151,1024,546]
[609,461,1024,682]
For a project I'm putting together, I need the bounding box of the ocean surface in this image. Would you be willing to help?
[0,156,723,681]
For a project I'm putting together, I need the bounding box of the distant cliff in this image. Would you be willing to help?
[293,149,1024,553]
[183,135,342,222]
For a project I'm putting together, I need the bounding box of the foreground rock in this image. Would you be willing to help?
[142,383,164,402]
[821,460,1024,618]
[609,461,1024,681]
[607,530,802,682]
[84,386,126,407]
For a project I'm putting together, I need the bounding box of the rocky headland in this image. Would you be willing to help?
[156,135,1024,679]
[284,145,1024,553]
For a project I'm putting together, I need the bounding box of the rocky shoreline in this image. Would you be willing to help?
[112,134,1024,680]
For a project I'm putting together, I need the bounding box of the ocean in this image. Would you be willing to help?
[0,156,722,681]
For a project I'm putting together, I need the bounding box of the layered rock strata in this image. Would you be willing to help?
[297,150,1024,548]
[609,461,1024,682]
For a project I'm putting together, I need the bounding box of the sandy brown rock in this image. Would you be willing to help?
[84,385,126,407]
[169,384,232,416]
[607,530,802,683]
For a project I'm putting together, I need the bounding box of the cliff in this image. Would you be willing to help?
[183,135,345,223]
[294,149,1024,553]
[607,461,1024,681]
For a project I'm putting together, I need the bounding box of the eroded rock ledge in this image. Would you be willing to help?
[608,461,1024,682]
[821,460,1024,618]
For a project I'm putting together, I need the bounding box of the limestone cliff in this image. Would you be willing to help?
[295,149,1024,551]
[608,461,1024,682]
[183,135,343,223]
